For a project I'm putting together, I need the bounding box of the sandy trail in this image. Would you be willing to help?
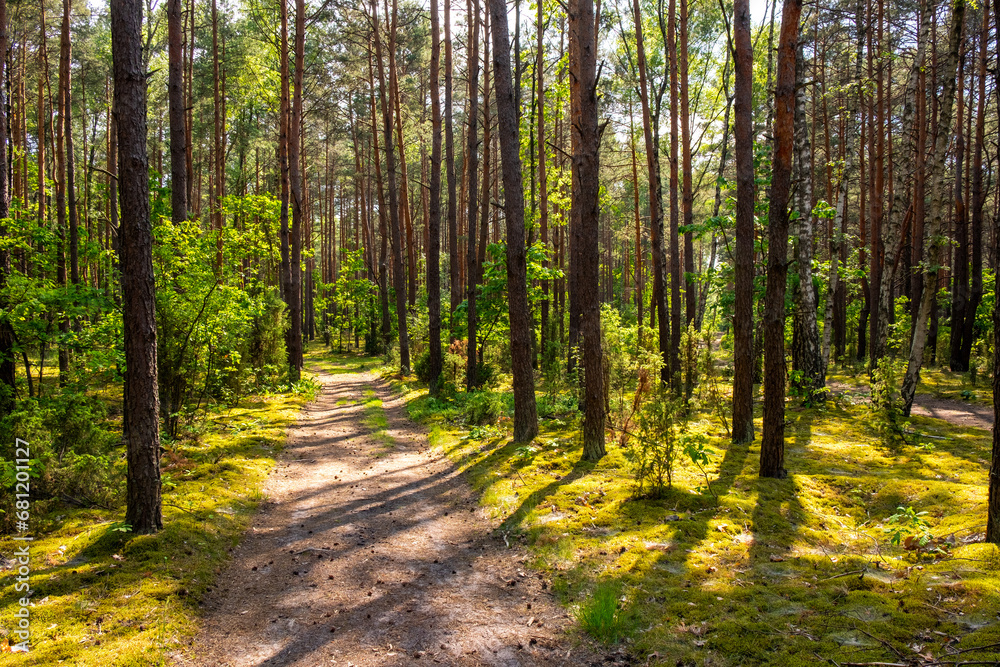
[828,380,994,431]
[174,367,618,667]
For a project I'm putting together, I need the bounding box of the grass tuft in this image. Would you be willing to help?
[576,581,634,644]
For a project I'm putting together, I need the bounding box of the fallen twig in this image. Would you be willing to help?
[817,568,866,582]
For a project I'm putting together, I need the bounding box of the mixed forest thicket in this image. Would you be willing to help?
[1,0,1000,543]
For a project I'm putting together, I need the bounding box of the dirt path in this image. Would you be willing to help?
[910,396,993,431]
[829,380,993,431]
[173,368,620,667]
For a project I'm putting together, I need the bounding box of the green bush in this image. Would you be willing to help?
[462,390,507,425]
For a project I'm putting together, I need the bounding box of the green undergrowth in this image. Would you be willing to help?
[828,365,990,406]
[341,350,1000,666]
[0,373,317,665]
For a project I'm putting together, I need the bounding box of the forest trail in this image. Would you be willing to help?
[173,365,617,667]
[910,395,994,431]
[828,380,994,431]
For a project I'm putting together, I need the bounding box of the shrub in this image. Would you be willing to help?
[868,356,910,447]
[462,390,507,425]
[625,386,686,497]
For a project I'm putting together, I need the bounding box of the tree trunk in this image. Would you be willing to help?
[538,0,549,366]
[732,0,754,445]
[62,0,80,291]
[869,0,884,369]
[211,0,224,269]
[427,0,443,394]
[373,0,410,374]
[279,0,291,313]
[667,0,681,392]
[569,0,605,461]
[445,0,459,336]
[949,45,969,371]
[0,0,13,413]
[390,64,417,312]
[489,0,538,443]
[56,0,69,385]
[112,0,163,533]
[872,1,930,365]
[631,0,668,387]
[287,0,305,378]
[901,0,965,415]
[680,0,694,335]
[959,7,987,369]
[168,0,186,222]
[821,0,864,371]
[759,0,802,479]
[791,38,823,392]
[988,0,1000,546]
[464,0,481,389]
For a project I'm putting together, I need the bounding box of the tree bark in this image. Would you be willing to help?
[988,0,1000,546]
[168,0,186,222]
[791,37,823,392]
[569,0,605,460]
[287,0,305,378]
[760,0,802,479]
[112,0,163,533]
[667,0,681,392]
[680,0,694,333]
[445,0,459,336]
[538,0,549,365]
[464,0,481,389]
[489,0,538,443]
[949,44,969,371]
[901,0,965,415]
[821,0,864,371]
[427,0,443,394]
[0,0,13,412]
[279,0,291,313]
[62,0,80,290]
[631,0,668,387]
[732,0,754,445]
[959,7,987,369]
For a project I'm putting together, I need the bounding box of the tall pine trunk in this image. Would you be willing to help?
[631,0,668,387]
[112,0,163,533]
[759,0,802,479]
[445,0,459,335]
[464,0,481,389]
[667,0,681,392]
[732,0,755,445]
[0,0,13,413]
[958,9,987,369]
[987,0,1000,545]
[167,0,186,223]
[569,0,604,460]
[372,0,410,374]
[287,0,305,377]
[489,0,538,442]
[427,0,443,394]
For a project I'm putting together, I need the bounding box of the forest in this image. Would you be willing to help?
[1,0,1000,663]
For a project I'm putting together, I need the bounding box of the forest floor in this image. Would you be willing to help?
[826,375,994,431]
[173,354,623,667]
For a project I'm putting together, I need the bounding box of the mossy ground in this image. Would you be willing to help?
[370,354,1000,666]
[0,351,322,665]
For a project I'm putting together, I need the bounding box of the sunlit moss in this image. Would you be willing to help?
[394,360,1000,664]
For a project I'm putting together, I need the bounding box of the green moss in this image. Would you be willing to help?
[390,362,1000,666]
